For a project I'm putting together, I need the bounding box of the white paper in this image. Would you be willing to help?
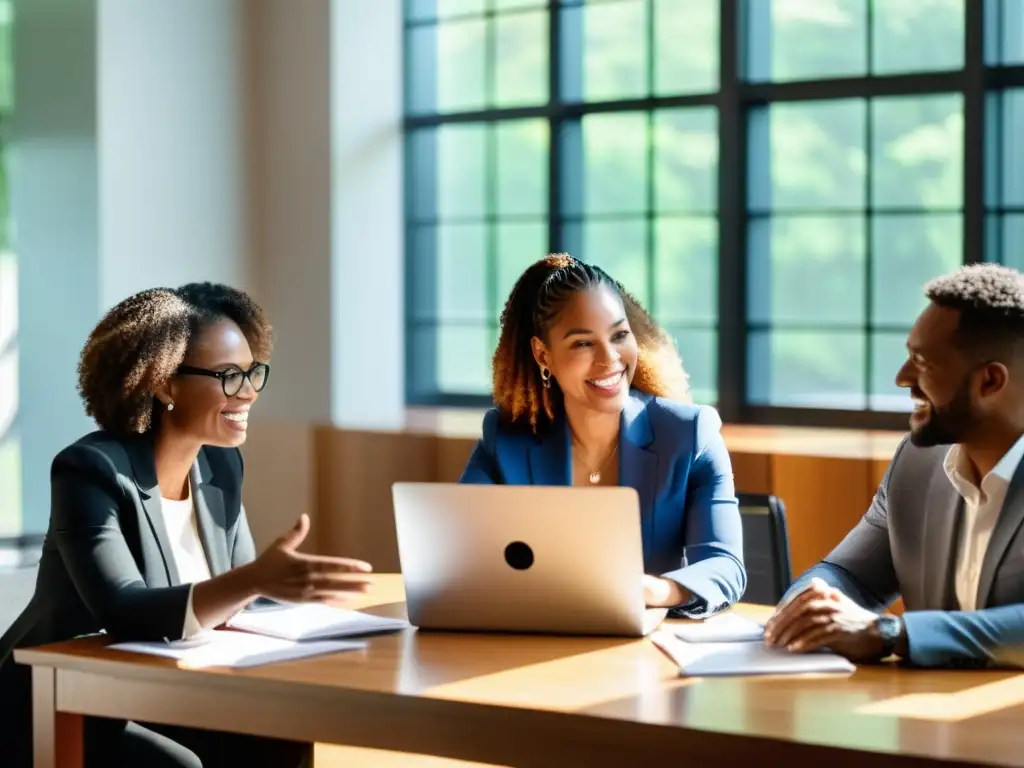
[111,630,366,669]
[651,631,855,677]
[669,612,765,643]
[225,603,409,641]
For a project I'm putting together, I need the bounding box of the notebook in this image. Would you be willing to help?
[111,631,366,669]
[226,602,409,642]
[651,630,855,677]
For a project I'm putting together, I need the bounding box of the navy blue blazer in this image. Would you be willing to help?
[459,390,746,616]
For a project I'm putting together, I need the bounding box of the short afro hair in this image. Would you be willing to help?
[78,282,273,434]
[925,263,1024,359]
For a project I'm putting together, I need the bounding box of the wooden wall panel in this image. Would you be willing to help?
[436,437,477,483]
[241,420,316,552]
[315,428,436,570]
[731,452,771,495]
[308,420,908,612]
[770,456,874,578]
[870,458,891,492]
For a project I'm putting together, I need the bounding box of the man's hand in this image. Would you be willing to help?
[764,577,885,662]
[643,575,689,608]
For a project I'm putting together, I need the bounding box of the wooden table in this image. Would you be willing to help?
[16,575,1024,768]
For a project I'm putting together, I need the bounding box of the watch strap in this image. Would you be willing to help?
[875,615,902,657]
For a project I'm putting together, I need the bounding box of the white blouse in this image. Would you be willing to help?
[160,481,212,638]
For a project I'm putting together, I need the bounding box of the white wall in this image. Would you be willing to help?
[246,0,405,430]
[12,0,407,540]
[13,0,252,532]
[97,0,250,306]
[246,0,334,424]
[13,0,101,531]
[330,0,405,430]
[238,0,405,550]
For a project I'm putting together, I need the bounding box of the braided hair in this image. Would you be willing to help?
[492,254,690,433]
[78,282,273,434]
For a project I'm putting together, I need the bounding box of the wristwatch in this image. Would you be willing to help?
[874,614,904,658]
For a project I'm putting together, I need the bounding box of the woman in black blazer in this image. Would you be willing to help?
[0,283,373,768]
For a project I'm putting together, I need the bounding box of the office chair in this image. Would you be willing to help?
[737,493,792,605]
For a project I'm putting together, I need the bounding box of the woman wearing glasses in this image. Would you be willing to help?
[0,283,370,768]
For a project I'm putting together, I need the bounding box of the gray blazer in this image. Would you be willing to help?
[787,436,1024,668]
[0,430,256,764]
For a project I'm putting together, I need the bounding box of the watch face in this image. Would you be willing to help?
[878,616,900,644]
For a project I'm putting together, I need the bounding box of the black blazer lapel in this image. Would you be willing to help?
[192,450,231,577]
[976,460,1024,608]
[125,433,180,586]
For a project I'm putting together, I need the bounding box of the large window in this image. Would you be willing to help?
[404,0,1024,429]
[0,0,16,536]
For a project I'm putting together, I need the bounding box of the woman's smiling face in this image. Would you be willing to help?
[161,319,264,447]
[531,284,638,416]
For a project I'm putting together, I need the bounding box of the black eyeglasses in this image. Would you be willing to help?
[177,362,270,397]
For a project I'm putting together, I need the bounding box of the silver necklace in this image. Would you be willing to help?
[572,441,619,484]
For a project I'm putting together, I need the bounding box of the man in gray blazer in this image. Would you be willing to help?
[765,263,1024,668]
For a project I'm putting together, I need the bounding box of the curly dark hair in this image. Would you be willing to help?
[925,263,1024,361]
[78,282,273,434]
[493,254,690,433]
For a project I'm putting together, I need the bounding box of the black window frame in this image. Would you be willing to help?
[403,0,1024,430]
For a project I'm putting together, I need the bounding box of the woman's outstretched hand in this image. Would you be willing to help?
[247,514,374,603]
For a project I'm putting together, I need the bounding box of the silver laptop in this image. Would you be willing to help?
[391,483,667,637]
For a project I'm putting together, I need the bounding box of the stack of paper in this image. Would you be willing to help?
[226,603,409,641]
[111,631,366,669]
[669,612,765,643]
[109,604,408,669]
[651,630,855,677]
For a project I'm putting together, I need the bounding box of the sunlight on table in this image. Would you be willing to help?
[856,674,1024,722]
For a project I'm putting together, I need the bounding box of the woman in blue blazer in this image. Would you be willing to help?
[461,255,746,616]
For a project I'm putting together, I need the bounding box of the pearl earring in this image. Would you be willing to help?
[167,402,174,411]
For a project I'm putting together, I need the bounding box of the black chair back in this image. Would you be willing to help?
[737,493,792,605]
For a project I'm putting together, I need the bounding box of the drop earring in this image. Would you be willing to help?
[540,367,551,390]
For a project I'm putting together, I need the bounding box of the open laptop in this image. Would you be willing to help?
[391,483,667,637]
